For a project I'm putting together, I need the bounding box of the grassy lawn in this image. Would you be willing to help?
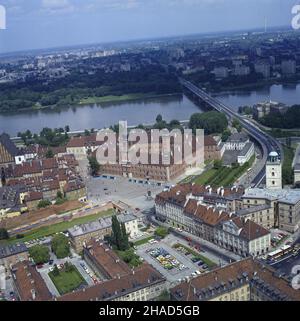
[193,155,255,187]
[173,243,216,268]
[78,93,166,105]
[193,168,218,185]
[218,155,255,186]
[49,265,87,295]
[1,209,114,246]
[116,248,143,268]
[133,236,154,247]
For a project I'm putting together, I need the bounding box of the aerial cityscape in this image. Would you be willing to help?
[0,0,300,306]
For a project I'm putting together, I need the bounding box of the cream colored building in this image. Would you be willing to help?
[243,188,300,233]
[266,151,282,190]
[236,204,274,229]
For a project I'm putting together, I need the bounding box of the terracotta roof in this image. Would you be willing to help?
[25,191,43,202]
[171,258,300,301]
[193,204,231,227]
[11,261,52,301]
[67,133,102,148]
[57,263,165,301]
[204,135,218,146]
[230,217,270,241]
[85,241,131,279]
[155,184,244,207]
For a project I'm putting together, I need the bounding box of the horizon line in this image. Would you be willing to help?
[0,24,293,57]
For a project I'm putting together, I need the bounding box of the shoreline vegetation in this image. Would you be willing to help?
[208,78,300,93]
[0,92,183,115]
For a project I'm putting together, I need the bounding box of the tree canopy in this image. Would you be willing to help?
[51,234,70,259]
[109,215,130,251]
[0,228,9,240]
[189,111,228,135]
[29,245,50,264]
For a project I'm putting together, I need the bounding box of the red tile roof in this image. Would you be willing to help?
[11,261,52,301]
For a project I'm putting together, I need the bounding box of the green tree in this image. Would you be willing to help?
[51,234,70,259]
[154,227,169,239]
[88,156,101,176]
[37,199,52,209]
[64,262,74,272]
[221,129,231,142]
[29,245,50,264]
[121,223,129,250]
[45,149,54,158]
[232,119,242,133]
[52,264,60,277]
[213,159,223,170]
[156,114,163,123]
[189,112,228,135]
[110,215,130,251]
[0,228,9,240]
[57,191,63,199]
[111,215,123,250]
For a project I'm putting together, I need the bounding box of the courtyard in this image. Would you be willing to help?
[48,264,87,296]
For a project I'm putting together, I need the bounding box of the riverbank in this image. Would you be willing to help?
[77,92,182,105]
[207,78,300,93]
[0,92,183,115]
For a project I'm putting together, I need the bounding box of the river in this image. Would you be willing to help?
[0,84,299,136]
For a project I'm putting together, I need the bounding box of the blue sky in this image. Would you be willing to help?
[0,0,298,53]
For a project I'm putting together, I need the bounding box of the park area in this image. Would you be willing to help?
[193,156,255,187]
[49,264,87,295]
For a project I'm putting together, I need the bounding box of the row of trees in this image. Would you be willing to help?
[0,66,181,113]
[28,234,70,264]
[260,105,300,129]
[189,111,228,135]
[107,215,130,251]
[18,126,70,147]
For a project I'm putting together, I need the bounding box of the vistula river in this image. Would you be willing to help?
[0,84,299,136]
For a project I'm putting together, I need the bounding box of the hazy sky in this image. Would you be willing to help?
[0,0,299,53]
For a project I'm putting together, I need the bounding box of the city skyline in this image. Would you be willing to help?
[0,0,298,54]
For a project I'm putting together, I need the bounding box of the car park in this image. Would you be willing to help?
[149,247,185,271]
